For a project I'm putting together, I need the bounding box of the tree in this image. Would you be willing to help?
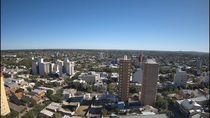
[167,110,174,118]
[49,89,63,103]
[107,83,117,94]
[46,90,53,98]
[102,108,108,117]
[18,59,33,69]
[1,110,19,118]
[54,113,62,118]
[129,85,139,93]
[15,88,24,93]
[155,95,168,110]
[33,104,45,115]
[21,96,31,104]
[23,110,35,118]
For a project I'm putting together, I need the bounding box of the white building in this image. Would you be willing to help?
[56,60,63,76]
[32,58,74,77]
[64,57,70,73]
[38,58,43,75]
[78,72,100,84]
[174,68,187,87]
[39,62,50,76]
[70,62,74,75]
[64,58,75,76]
[49,63,55,73]
[62,89,77,99]
[32,62,38,74]
[111,73,119,80]
[38,58,44,63]
[52,64,59,74]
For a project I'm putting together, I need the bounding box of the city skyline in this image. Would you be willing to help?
[1,0,209,52]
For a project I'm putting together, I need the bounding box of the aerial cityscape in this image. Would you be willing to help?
[1,0,209,118]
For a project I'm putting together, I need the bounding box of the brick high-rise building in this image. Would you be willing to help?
[1,74,11,116]
[119,55,132,102]
[141,59,159,106]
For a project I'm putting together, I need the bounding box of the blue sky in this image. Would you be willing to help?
[1,0,209,52]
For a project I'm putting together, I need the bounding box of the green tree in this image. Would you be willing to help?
[102,108,108,117]
[129,84,139,93]
[26,87,32,92]
[15,88,24,93]
[54,113,62,118]
[155,95,168,110]
[23,110,35,118]
[107,83,117,94]
[49,89,63,103]
[1,110,19,118]
[46,90,53,98]
[21,96,31,104]
[33,104,45,115]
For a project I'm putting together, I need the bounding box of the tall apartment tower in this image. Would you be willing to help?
[141,59,159,106]
[56,60,64,76]
[32,62,38,74]
[38,58,44,75]
[64,57,70,74]
[119,55,132,102]
[39,62,50,76]
[1,74,11,116]
[196,57,202,75]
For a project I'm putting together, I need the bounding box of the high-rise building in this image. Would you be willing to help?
[53,64,59,74]
[141,59,159,106]
[174,68,187,87]
[71,61,75,75]
[1,74,11,116]
[38,58,44,75]
[56,60,63,76]
[196,57,202,75]
[64,57,70,74]
[49,63,55,73]
[32,58,74,77]
[39,62,50,76]
[38,58,44,63]
[64,57,75,76]
[119,55,132,102]
[139,52,144,63]
[32,62,38,74]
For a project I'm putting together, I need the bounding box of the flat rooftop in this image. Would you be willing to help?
[119,114,167,118]
[146,59,157,64]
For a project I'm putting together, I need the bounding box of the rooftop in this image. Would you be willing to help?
[119,114,167,118]
[9,102,26,113]
[146,59,157,64]
[40,109,54,117]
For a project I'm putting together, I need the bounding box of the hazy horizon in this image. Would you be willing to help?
[1,48,209,53]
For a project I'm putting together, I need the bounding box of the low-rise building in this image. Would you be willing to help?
[201,71,209,84]
[78,72,101,84]
[40,109,54,118]
[111,73,119,82]
[176,99,203,117]
[32,89,46,98]
[174,68,187,87]
[62,89,77,99]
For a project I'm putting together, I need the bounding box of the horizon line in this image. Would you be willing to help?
[1,48,209,53]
